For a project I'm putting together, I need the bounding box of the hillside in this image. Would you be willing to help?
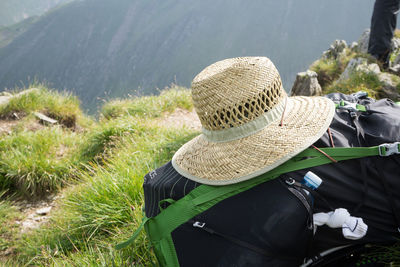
[0,17,38,49]
[0,0,71,27]
[0,0,378,112]
[0,85,195,265]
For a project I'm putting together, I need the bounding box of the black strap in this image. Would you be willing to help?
[350,111,370,213]
[280,177,314,230]
[282,176,334,211]
[288,187,314,230]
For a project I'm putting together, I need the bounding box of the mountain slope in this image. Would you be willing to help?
[0,0,377,112]
[0,0,71,27]
[0,17,38,49]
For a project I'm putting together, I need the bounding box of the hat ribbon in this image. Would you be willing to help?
[202,97,288,143]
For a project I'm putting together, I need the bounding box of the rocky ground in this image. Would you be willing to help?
[290,29,400,100]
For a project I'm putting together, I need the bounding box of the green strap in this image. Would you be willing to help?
[147,145,384,242]
[115,216,150,250]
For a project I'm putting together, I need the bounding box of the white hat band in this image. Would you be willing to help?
[202,97,287,143]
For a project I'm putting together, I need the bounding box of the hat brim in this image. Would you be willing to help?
[171,96,335,185]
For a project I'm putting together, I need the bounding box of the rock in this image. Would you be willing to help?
[36,206,52,215]
[323,40,348,60]
[350,41,358,51]
[0,88,40,108]
[0,96,10,106]
[377,72,400,100]
[389,64,400,75]
[357,29,370,53]
[393,53,400,66]
[21,220,39,232]
[0,91,12,97]
[339,57,381,81]
[290,70,322,96]
[391,37,400,51]
[34,112,58,125]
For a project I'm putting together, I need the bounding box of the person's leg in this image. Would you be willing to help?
[368,0,400,67]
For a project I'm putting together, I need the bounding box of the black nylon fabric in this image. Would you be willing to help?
[143,161,199,218]
[296,93,400,252]
[171,178,312,267]
[143,93,400,266]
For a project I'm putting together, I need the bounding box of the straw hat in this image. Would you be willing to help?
[172,57,335,185]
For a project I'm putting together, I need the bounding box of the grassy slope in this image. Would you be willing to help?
[0,85,92,198]
[0,86,195,266]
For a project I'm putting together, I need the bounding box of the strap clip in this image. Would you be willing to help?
[379,142,400,156]
[336,100,366,112]
[193,221,205,228]
[285,177,296,185]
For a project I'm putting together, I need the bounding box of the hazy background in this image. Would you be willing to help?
[0,0,391,113]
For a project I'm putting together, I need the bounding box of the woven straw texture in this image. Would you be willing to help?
[192,57,284,130]
[172,57,335,185]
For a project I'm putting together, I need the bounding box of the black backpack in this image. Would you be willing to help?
[119,93,400,266]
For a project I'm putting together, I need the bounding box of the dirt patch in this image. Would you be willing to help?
[25,121,45,132]
[157,108,201,131]
[0,119,45,136]
[0,120,19,135]
[15,194,60,234]
[0,196,60,261]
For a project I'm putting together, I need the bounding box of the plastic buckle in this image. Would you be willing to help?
[337,100,357,112]
[193,221,205,228]
[378,142,400,156]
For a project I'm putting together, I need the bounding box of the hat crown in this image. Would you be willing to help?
[192,57,285,131]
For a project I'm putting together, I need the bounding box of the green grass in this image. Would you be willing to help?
[0,84,89,128]
[323,71,384,99]
[11,120,198,266]
[310,58,343,88]
[0,127,83,198]
[101,87,193,120]
[310,49,355,89]
[310,49,379,90]
[79,118,144,163]
[0,193,23,260]
[0,84,199,266]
